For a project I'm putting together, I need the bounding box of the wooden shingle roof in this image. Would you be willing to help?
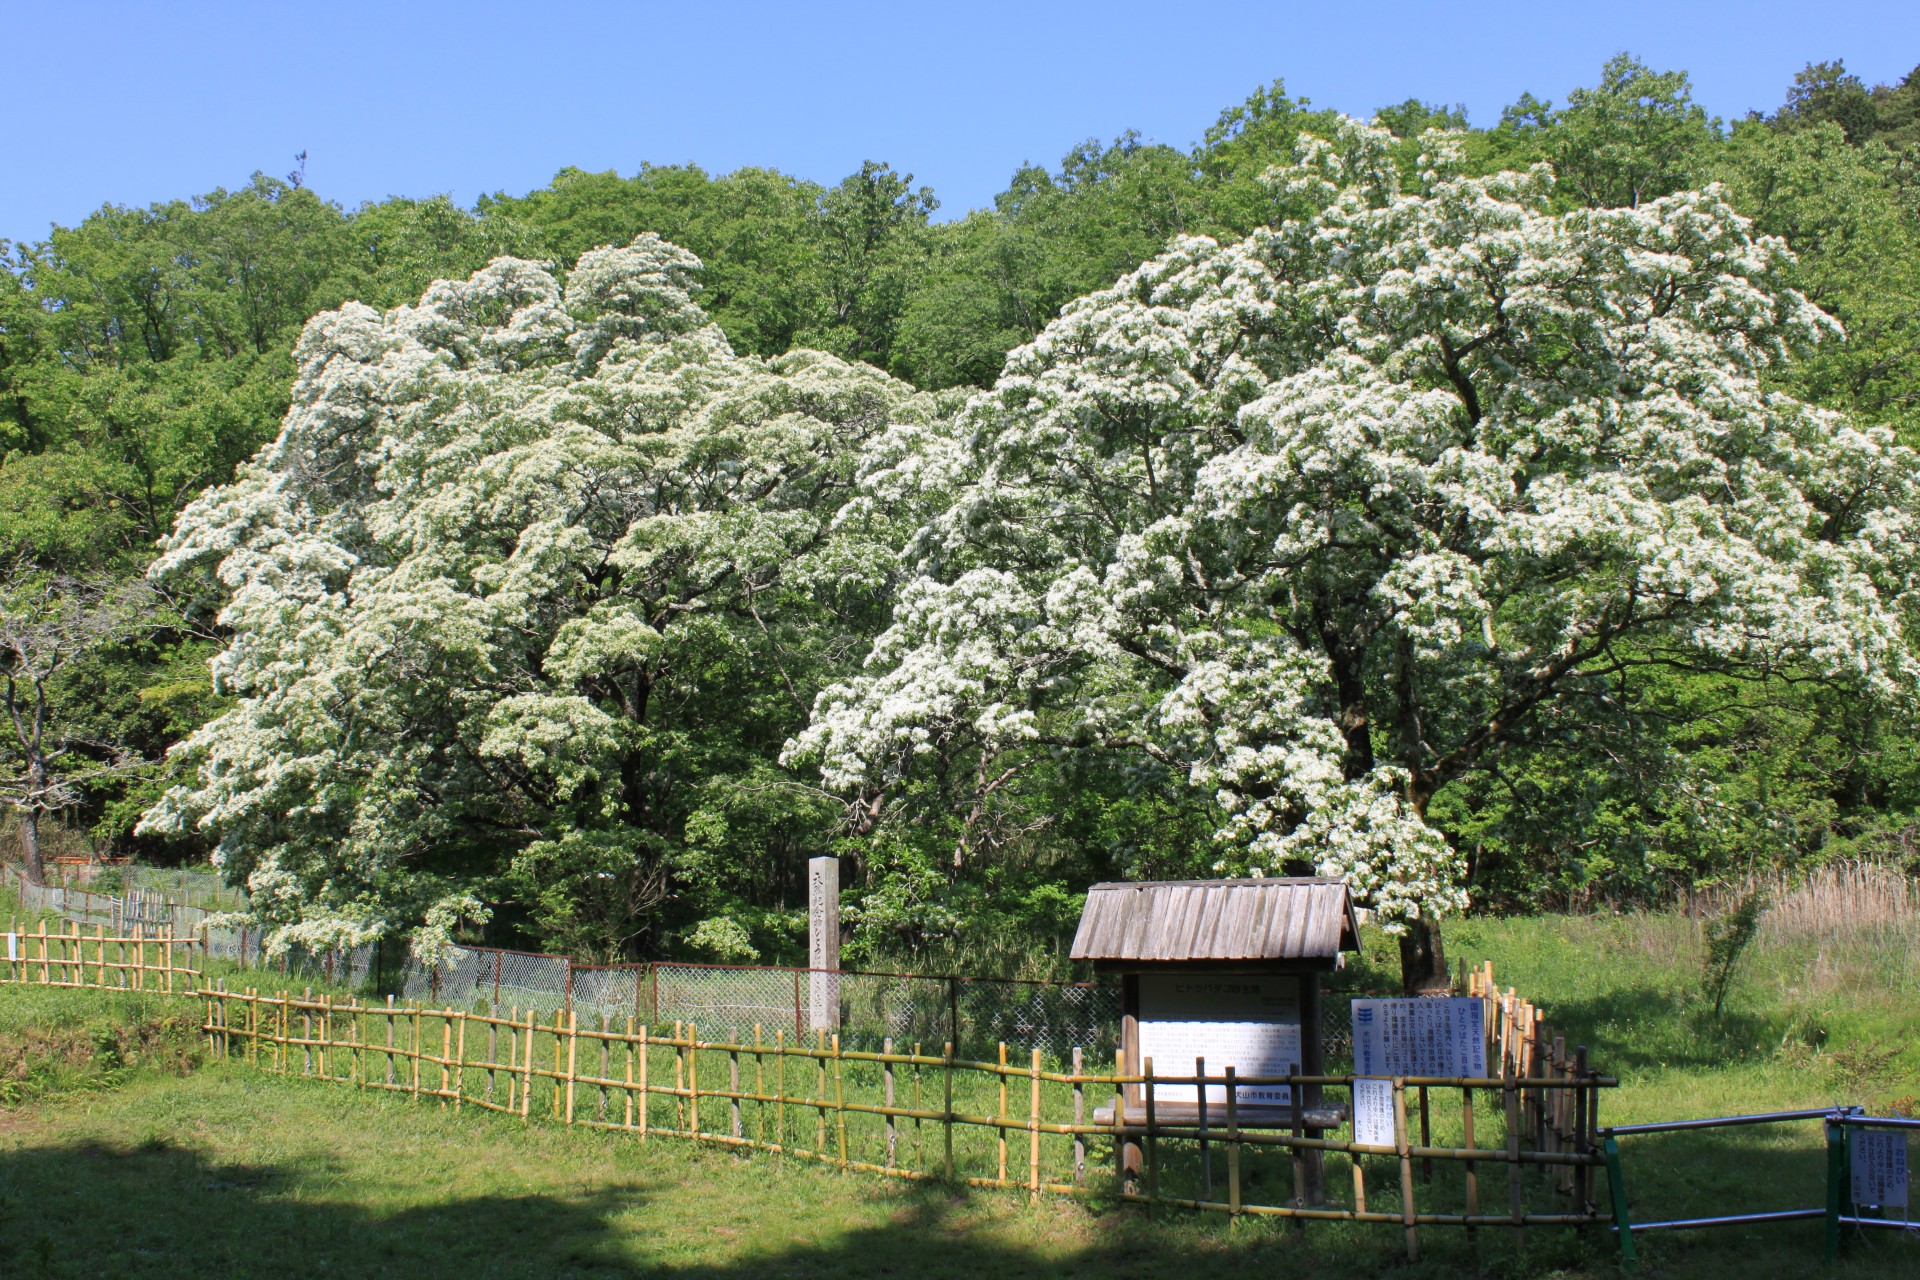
[1070,877,1360,963]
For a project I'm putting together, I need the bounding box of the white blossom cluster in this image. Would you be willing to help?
[141,238,940,960]
[790,119,1920,930]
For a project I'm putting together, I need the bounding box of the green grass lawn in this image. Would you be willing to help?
[3,898,1918,1277]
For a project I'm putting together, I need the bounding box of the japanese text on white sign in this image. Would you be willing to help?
[1853,1130,1910,1208]
[1350,998,1487,1078]
[1137,975,1301,1106]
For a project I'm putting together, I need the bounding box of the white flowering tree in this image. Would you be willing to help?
[789,120,1920,990]
[140,236,943,961]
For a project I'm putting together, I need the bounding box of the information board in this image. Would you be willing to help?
[1137,974,1301,1106]
[1853,1130,1910,1208]
[1351,997,1487,1078]
[1352,1077,1396,1145]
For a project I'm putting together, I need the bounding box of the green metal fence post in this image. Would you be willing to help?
[1603,1135,1636,1268]
[1824,1114,1846,1264]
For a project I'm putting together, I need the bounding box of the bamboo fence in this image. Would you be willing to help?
[1,921,1613,1261]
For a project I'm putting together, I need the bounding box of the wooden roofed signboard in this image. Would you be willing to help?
[1074,877,1360,1138]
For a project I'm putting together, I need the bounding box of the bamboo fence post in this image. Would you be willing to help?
[520,1009,535,1120]
[564,1010,578,1126]
[775,1030,787,1154]
[321,995,333,1080]
[278,996,289,1075]
[1576,1046,1594,1214]
[942,1041,955,1183]
[638,1022,649,1139]
[1351,1086,1368,1214]
[911,1042,924,1173]
[752,1025,766,1149]
[1071,1047,1086,1188]
[832,1033,848,1170]
[1394,1079,1419,1262]
[386,995,396,1086]
[625,1018,637,1131]
[488,1016,499,1105]
[883,1038,896,1170]
[96,924,105,987]
[163,927,173,994]
[411,1005,422,1099]
[674,1022,687,1134]
[353,1000,364,1090]
[454,1010,466,1109]
[1144,1056,1159,1217]
[303,989,314,1077]
[599,1014,611,1124]
[1463,1082,1480,1232]
[1028,1047,1042,1200]
[729,1043,742,1141]
[1504,1063,1524,1232]
[38,921,47,985]
[1226,1066,1242,1220]
[688,1024,701,1140]
[996,1042,1009,1185]
[814,1029,826,1156]
[1197,1054,1213,1203]
[1419,1084,1432,1183]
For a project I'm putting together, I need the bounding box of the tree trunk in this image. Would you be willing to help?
[1398,916,1451,996]
[19,808,45,886]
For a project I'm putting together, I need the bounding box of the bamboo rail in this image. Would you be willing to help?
[2,927,1610,1257]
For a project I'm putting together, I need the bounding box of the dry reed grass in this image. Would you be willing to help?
[1688,861,1920,941]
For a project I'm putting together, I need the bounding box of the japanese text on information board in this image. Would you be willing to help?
[1350,998,1487,1078]
[1137,975,1301,1106]
[1853,1130,1910,1208]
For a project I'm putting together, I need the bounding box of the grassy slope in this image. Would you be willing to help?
[2,900,1917,1277]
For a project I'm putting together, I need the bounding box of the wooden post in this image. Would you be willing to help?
[303,988,314,1077]
[411,1004,422,1098]
[996,1042,1009,1185]
[1144,1056,1159,1217]
[883,1037,897,1170]
[488,1016,499,1105]
[638,1023,650,1139]
[1197,1054,1213,1203]
[1394,1079,1419,1262]
[520,1009,534,1120]
[775,1030,787,1154]
[832,1033,848,1170]
[1504,1064,1524,1231]
[753,1025,766,1149]
[565,1010,578,1125]
[729,1044,742,1141]
[942,1041,955,1183]
[1028,1047,1042,1200]
[1225,1065,1242,1220]
[386,995,396,1086]
[454,1011,466,1109]
[688,1024,701,1139]
[599,1014,612,1124]
[1463,1083,1480,1230]
[1071,1047,1086,1188]
[626,1018,638,1132]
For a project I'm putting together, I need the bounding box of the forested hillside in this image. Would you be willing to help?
[5,56,1919,977]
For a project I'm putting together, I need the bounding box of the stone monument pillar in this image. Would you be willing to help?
[808,856,841,1032]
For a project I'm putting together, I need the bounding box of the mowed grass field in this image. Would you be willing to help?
[4,881,1919,1278]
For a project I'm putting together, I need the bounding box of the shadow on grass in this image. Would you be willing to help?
[1500,982,1789,1073]
[2,1125,1908,1279]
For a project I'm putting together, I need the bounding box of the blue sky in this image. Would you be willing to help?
[6,1,1916,244]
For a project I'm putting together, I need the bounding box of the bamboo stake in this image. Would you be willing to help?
[1199,1054,1215,1204]
[386,996,396,1087]
[625,1018,637,1132]
[1504,1065,1524,1232]
[521,1009,535,1120]
[688,1024,701,1139]
[1028,1047,1042,1200]
[454,1011,466,1110]
[1226,1065,1242,1219]
[1463,1084,1479,1230]
[997,1042,1009,1185]
[638,1022,649,1139]
[912,1042,924,1174]
[564,1011,578,1125]
[883,1038,897,1170]
[752,1025,765,1149]
[1419,1084,1432,1183]
[1071,1047,1085,1188]
[600,1014,612,1124]
[1144,1056,1159,1217]
[833,1033,848,1170]
[775,1030,787,1155]
[488,1016,498,1105]
[814,1029,826,1155]
[942,1041,955,1183]
[1394,1079,1419,1262]
[303,989,314,1077]
[729,1044,742,1141]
